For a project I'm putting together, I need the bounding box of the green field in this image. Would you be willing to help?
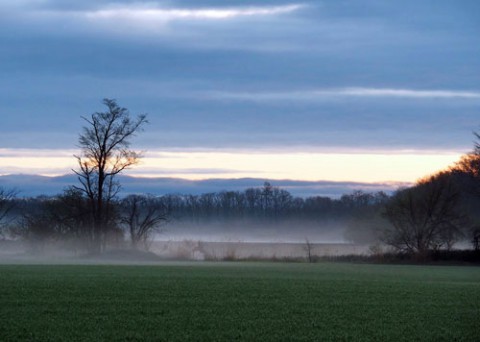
[0,262,479,341]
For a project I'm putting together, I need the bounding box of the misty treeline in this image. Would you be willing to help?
[1,191,167,254]
[0,184,388,252]
[1,169,479,256]
[0,99,479,257]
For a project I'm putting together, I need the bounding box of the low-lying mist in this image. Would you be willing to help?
[158,219,349,243]
[0,217,375,264]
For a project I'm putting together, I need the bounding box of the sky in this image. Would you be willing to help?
[0,0,479,185]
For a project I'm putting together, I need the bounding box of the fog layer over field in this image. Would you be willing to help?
[157,219,348,243]
[0,217,368,263]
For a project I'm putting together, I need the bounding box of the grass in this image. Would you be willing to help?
[0,262,479,341]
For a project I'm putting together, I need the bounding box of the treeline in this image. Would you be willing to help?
[157,183,388,222]
[1,190,167,253]
[0,184,388,253]
[0,168,479,256]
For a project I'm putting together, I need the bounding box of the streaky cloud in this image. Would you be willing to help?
[31,3,305,24]
[206,87,480,102]
[17,3,306,39]
[83,4,304,21]
[339,88,480,99]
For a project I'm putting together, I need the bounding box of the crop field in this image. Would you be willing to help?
[0,262,479,341]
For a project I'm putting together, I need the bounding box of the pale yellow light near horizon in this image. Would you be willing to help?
[0,149,463,184]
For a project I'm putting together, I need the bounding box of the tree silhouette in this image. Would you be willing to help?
[449,130,480,249]
[383,172,464,254]
[0,187,16,239]
[120,195,168,250]
[74,99,148,253]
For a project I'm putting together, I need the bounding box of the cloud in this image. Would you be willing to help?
[3,2,306,49]
[0,1,478,156]
[128,167,261,176]
[82,4,304,21]
[0,148,76,158]
[205,87,480,102]
[27,2,305,28]
[338,88,480,99]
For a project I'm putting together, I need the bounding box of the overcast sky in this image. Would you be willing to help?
[0,0,479,183]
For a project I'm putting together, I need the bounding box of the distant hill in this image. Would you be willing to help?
[0,174,406,198]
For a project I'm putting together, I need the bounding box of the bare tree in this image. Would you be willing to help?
[303,238,315,263]
[0,187,17,239]
[16,209,56,254]
[261,182,273,217]
[472,227,480,251]
[344,191,390,244]
[45,188,95,253]
[74,99,148,253]
[383,172,464,254]
[452,153,480,194]
[120,195,168,250]
[449,131,480,249]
